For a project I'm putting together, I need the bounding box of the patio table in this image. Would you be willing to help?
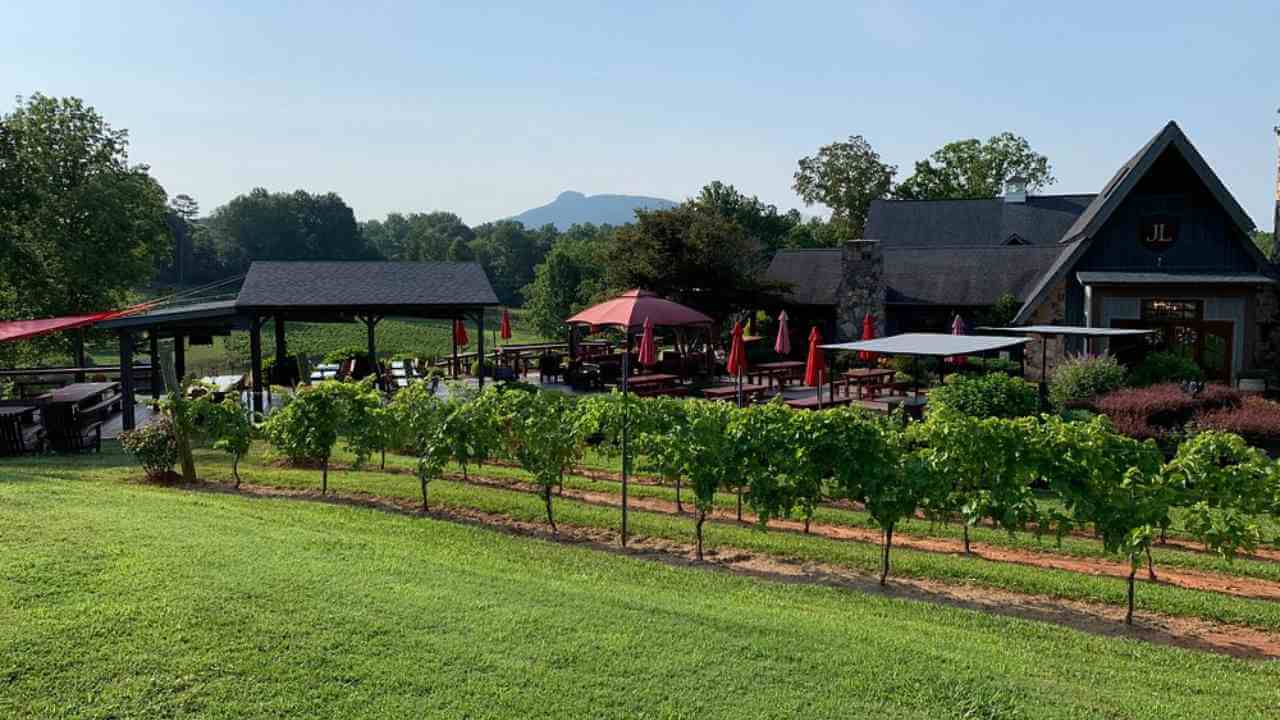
[746,361,804,390]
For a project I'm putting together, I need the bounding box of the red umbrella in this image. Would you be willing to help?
[637,317,658,367]
[773,310,791,357]
[858,313,877,363]
[726,321,748,378]
[566,288,712,330]
[804,327,827,387]
[499,309,513,340]
[947,314,968,365]
[453,318,469,347]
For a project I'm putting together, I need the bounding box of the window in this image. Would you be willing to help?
[1140,299,1202,321]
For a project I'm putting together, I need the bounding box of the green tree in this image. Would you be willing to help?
[205,188,374,274]
[521,224,611,338]
[792,135,896,235]
[693,181,799,256]
[0,93,170,362]
[783,217,858,249]
[1252,230,1275,261]
[470,220,551,305]
[893,132,1054,200]
[194,397,255,487]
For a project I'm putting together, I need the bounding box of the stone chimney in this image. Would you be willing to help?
[1004,174,1028,203]
[838,240,885,342]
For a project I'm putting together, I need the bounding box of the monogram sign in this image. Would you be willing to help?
[1139,217,1178,251]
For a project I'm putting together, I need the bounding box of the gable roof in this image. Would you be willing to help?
[235,261,499,310]
[884,245,1063,305]
[863,194,1094,247]
[1012,121,1264,324]
[765,249,842,305]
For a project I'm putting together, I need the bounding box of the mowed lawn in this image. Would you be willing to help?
[3,469,1280,719]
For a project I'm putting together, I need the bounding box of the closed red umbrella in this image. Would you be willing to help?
[453,318,469,347]
[726,321,748,378]
[637,317,658,367]
[804,327,827,386]
[858,313,877,363]
[947,314,968,365]
[774,310,791,357]
[499,309,513,340]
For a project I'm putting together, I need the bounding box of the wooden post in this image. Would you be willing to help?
[477,310,485,389]
[365,316,380,392]
[451,316,460,378]
[119,331,135,431]
[274,316,287,374]
[73,328,86,383]
[621,330,631,547]
[174,334,185,383]
[249,315,264,415]
[149,332,161,400]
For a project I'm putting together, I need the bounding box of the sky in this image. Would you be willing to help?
[3,1,1278,229]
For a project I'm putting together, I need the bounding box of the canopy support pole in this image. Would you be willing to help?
[477,310,485,390]
[621,331,631,548]
[250,315,264,415]
[148,332,161,400]
[119,331,135,431]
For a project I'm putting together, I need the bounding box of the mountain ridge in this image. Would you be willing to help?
[507,190,677,230]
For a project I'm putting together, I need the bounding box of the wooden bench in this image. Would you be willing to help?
[784,395,854,411]
[80,394,122,422]
[633,385,688,398]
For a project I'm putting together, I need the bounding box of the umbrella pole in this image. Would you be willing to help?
[621,332,631,548]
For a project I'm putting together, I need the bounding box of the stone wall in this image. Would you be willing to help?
[1255,283,1280,371]
[1023,278,1068,381]
[836,240,885,342]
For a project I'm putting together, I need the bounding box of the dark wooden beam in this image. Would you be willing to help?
[119,331,135,431]
[174,334,185,383]
[477,310,485,390]
[365,315,381,392]
[249,315,264,415]
[149,332,161,399]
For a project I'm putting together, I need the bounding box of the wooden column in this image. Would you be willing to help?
[174,334,186,383]
[365,316,381,392]
[249,315,264,414]
[119,331,135,431]
[451,316,460,378]
[149,332,161,399]
[73,328,87,383]
[476,310,485,389]
[274,316,287,377]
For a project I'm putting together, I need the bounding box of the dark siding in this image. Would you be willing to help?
[1076,148,1258,274]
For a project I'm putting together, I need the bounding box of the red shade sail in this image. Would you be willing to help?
[858,313,878,363]
[773,310,791,356]
[565,289,712,331]
[804,327,827,386]
[637,317,658,367]
[726,321,747,377]
[499,309,513,340]
[453,318,470,347]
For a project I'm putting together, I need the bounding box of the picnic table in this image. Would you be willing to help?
[838,368,896,399]
[784,395,854,411]
[37,382,120,409]
[626,373,680,388]
[746,361,805,390]
[701,383,771,403]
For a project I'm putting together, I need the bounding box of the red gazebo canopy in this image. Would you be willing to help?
[566,289,712,331]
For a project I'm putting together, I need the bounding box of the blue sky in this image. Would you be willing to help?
[3,1,1278,228]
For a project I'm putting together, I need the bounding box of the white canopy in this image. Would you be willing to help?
[820,333,1030,357]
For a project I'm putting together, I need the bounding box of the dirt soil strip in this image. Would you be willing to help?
[453,471,1280,604]
[180,478,1280,661]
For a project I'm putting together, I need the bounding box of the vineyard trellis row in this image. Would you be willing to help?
[142,379,1280,626]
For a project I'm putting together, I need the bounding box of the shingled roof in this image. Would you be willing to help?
[765,249,843,305]
[863,194,1094,247]
[884,245,1063,305]
[235,261,499,310]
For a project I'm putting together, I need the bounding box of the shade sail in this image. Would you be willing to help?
[566,289,712,331]
[979,325,1154,338]
[0,311,120,343]
[821,333,1030,356]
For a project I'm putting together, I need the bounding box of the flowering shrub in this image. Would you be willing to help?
[119,417,179,481]
[1093,383,1241,443]
[1048,354,1127,409]
[1194,397,1280,449]
[1128,351,1203,387]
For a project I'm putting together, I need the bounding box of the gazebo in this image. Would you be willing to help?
[99,261,500,429]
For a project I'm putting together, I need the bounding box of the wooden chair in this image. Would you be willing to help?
[41,403,102,454]
[538,354,564,384]
[0,415,42,456]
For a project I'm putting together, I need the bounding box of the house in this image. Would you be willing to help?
[766,122,1279,382]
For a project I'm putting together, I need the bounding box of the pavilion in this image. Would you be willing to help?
[98,261,499,429]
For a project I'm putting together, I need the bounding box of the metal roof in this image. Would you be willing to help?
[979,325,1154,338]
[821,333,1030,356]
[235,261,499,310]
[97,300,243,330]
[1075,272,1276,285]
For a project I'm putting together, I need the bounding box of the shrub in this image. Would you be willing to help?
[1093,383,1240,440]
[322,346,367,364]
[1194,397,1280,448]
[1048,354,1127,409]
[120,417,179,482]
[1128,351,1203,387]
[929,372,1038,419]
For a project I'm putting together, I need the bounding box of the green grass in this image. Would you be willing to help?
[4,466,1280,718]
[15,446,1280,633]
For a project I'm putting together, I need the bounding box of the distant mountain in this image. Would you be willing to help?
[508,191,677,230]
